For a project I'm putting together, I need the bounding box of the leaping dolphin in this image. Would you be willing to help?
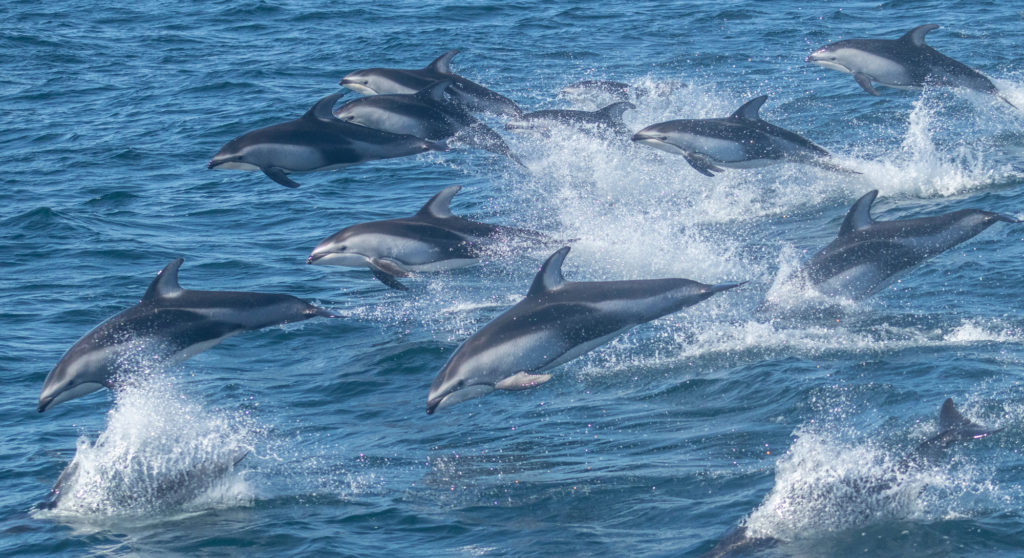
[704,398,1000,558]
[505,102,636,136]
[789,190,1018,301]
[308,185,547,290]
[807,24,1018,108]
[38,259,334,412]
[631,96,856,176]
[425,246,741,414]
[340,50,523,117]
[208,92,446,188]
[332,81,523,165]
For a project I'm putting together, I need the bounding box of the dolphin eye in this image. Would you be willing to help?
[339,245,347,251]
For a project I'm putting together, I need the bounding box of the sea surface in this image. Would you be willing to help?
[3,1,1024,556]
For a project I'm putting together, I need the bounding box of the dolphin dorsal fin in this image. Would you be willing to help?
[939,398,967,430]
[304,92,348,122]
[598,101,636,123]
[416,79,453,103]
[143,258,185,301]
[900,24,939,47]
[730,95,768,121]
[527,247,570,297]
[426,50,460,74]
[416,185,461,218]
[838,190,878,237]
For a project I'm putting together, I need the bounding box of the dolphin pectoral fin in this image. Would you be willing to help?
[369,258,411,277]
[370,267,409,290]
[853,73,880,96]
[997,93,1022,111]
[261,166,300,188]
[683,153,721,177]
[368,259,411,290]
[494,372,552,391]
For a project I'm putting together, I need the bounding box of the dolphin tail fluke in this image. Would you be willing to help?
[996,93,1022,111]
[261,166,300,188]
[808,157,861,175]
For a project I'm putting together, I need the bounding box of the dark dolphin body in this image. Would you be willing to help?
[308,185,547,290]
[807,24,1017,108]
[792,190,1018,300]
[425,246,741,414]
[40,447,248,511]
[505,101,636,136]
[704,398,1000,557]
[340,50,522,117]
[38,259,334,412]
[332,81,522,165]
[208,92,445,188]
[631,96,855,176]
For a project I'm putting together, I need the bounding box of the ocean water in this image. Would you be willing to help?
[3,0,1024,555]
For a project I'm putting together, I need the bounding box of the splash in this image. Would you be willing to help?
[36,373,256,519]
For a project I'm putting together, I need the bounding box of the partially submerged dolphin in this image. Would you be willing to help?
[40,446,248,511]
[340,50,523,117]
[559,80,644,101]
[704,398,1000,557]
[308,185,546,290]
[208,92,445,188]
[807,24,1017,108]
[504,102,636,136]
[791,190,1018,301]
[425,246,741,414]
[332,81,522,165]
[631,96,855,176]
[38,259,334,412]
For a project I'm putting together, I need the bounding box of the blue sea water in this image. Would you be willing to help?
[3,0,1024,555]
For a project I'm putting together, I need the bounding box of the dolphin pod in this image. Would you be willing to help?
[209,92,446,188]
[308,185,550,290]
[808,24,1019,109]
[38,259,334,412]
[426,246,742,414]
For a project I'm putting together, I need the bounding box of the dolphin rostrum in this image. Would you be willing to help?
[340,50,523,117]
[790,190,1018,301]
[505,101,636,136]
[38,259,334,412]
[332,81,522,164]
[704,398,1000,558]
[425,246,741,414]
[308,185,546,290]
[208,92,446,188]
[807,24,1017,108]
[631,96,855,177]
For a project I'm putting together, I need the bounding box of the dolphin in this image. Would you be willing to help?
[208,92,446,188]
[40,446,248,511]
[308,185,546,290]
[704,398,999,557]
[425,246,741,414]
[332,81,523,165]
[559,80,644,101]
[631,96,856,177]
[504,101,636,136]
[340,50,523,117]
[790,190,1019,301]
[807,24,1017,108]
[38,259,334,412]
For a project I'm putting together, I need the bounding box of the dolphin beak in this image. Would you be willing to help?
[38,395,53,413]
